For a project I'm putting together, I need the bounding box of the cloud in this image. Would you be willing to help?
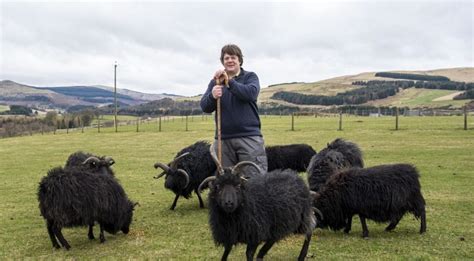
[1,1,472,96]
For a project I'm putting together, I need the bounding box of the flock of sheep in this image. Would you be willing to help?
[37,138,426,260]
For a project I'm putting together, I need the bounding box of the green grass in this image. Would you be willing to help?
[0,105,9,112]
[0,115,473,259]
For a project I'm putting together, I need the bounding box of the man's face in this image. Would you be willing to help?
[222,53,240,74]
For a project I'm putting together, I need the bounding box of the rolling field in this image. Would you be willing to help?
[0,115,473,259]
[0,105,9,112]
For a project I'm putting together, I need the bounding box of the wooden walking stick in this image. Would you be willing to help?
[215,74,228,165]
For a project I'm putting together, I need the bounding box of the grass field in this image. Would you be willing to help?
[0,115,473,259]
[0,105,9,112]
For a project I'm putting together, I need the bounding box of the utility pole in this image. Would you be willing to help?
[114,61,118,132]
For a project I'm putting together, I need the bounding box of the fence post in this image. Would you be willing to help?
[291,113,295,131]
[136,116,140,132]
[395,107,399,130]
[464,106,468,130]
[159,116,162,132]
[98,115,101,133]
[185,115,188,131]
[338,111,343,131]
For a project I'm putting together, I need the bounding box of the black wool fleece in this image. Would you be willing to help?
[200,68,262,139]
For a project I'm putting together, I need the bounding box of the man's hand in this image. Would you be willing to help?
[212,85,223,99]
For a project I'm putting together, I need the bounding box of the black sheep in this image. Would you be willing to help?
[265,144,316,172]
[153,141,216,210]
[198,144,316,260]
[65,151,116,176]
[38,166,135,250]
[313,164,426,238]
[307,138,364,192]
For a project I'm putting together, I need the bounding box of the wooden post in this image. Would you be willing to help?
[159,116,162,132]
[98,115,101,133]
[338,111,342,131]
[395,107,399,130]
[66,120,69,134]
[185,115,188,131]
[291,113,295,131]
[464,106,468,130]
[136,116,140,132]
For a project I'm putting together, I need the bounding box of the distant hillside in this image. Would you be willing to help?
[92,85,181,101]
[0,80,177,110]
[259,67,474,109]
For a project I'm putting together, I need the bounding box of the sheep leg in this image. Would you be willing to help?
[246,243,259,261]
[298,231,313,261]
[47,220,60,249]
[420,209,427,234]
[99,224,106,243]
[195,188,205,208]
[88,224,95,239]
[221,244,232,261]
[53,226,71,250]
[256,240,275,259]
[170,195,180,210]
[359,216,369,238]
[344,216,353,233]
[385,216,402,232]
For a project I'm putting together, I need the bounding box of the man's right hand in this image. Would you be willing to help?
[212,85,223,99]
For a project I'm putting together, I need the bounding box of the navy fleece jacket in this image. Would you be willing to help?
[200,68,262,139]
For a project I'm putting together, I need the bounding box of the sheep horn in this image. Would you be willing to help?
[232,161,263,176]
[104,156,115,166]
[170,152,190,169]
[153,162,170,179]
[313,207,324,221]
[82,156,100,165]
[197,176,216,197]
[154,162,171,172]
[177,169,190,188]
[209,143,224,175]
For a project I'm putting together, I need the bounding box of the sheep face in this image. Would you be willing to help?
[82,156,115,176]
[210,170,244,213]
[120,203,135,234]
[153,153,191,193]
[164,170,189,192]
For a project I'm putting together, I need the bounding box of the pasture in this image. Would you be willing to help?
[0,105,9,112]
[0,115,473,259]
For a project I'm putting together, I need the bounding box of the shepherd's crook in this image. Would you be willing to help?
[215,74,228,165]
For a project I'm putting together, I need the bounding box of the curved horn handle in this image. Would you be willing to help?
[209,143,223,175]
[232,161,263,176]
[82,156,100,165]
[177,169,190,188]
[171,152,190,169]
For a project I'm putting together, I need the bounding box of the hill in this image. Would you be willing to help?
[259,67,474,108]
[0,80,180,110]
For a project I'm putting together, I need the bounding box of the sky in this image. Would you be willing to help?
[1,0,472,96]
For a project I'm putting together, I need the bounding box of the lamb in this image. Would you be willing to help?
[197,144,316,260]
[307,138,364,192]
[37,166,135,250]
[153,141,216,210]
[65,151,116,176]
[265,144,316,172]
[312,163,426,238]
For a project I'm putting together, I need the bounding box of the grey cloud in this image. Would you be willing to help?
[1,1,472,96]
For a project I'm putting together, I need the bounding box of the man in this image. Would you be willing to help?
[200,44,267,177]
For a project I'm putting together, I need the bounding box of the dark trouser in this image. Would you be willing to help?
[213,136,268,178]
